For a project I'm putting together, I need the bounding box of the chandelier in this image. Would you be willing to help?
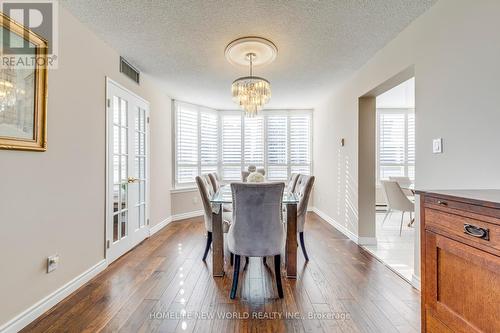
[231,53,270,117]
[225,37,277,117]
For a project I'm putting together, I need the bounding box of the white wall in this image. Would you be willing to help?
[313,0,500,280]
[0,7,172,328]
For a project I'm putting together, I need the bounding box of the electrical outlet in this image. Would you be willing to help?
[47,255,59,273]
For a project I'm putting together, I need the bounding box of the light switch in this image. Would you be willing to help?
[433,138,443,154]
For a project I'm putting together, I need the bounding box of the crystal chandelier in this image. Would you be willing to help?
[231,53,271,117]
[225,37,277,117]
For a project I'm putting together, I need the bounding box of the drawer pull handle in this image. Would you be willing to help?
[437,200,448,206]
[463,224,489,240]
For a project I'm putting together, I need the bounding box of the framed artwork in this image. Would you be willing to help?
[0,12,48,151]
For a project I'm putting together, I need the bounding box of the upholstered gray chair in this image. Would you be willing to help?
[195,175,232,261]
[241,171,250,182]
[208,173,232,212]
[287,173,299,193]
[207,173,220,192]
[294,175,315,261]
[227,182,285,299]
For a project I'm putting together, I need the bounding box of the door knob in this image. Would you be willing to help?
[128,176,138,183]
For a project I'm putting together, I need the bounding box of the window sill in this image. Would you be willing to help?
[171,187,198,194]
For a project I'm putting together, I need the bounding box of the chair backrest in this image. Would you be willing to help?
[241,171,250,182]
[287,173,299,193]
[208,173,219,192]
[381,180,414,212]
[294,175,315,231]
[195,175,215,232]
[227,182,285,257]
[388,176,412,188]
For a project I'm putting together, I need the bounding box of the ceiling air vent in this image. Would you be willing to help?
[120,57,140,84]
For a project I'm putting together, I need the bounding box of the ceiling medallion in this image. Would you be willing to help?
[225,37,277,117]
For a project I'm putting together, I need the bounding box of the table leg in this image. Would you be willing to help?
[212,204,224,277]
[286,203,297,279]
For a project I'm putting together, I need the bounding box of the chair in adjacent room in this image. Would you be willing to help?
[381,180,415,235]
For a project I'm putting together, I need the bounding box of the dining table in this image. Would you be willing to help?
[209,184,299,279]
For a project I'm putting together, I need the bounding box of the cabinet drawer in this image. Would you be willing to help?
[425,208,500,254]
[425,195,500,221]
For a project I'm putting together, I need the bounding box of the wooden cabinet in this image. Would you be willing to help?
[419,190,500,333]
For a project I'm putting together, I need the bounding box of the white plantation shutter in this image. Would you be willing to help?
[289,115,311,175]
[200,110,218,174]
[267,115,288,180]
[377,109,415,181]
[243,116,264,168]
[175,103,198,184]
[174,102,312,187]
[221,114,242,181]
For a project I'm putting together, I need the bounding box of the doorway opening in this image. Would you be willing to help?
[357,68,417,284]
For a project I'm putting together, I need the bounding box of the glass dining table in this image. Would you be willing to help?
[210,184,299,279]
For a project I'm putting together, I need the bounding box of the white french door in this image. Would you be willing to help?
[106,78,150,263]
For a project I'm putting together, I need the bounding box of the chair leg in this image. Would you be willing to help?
[382,209,391,226]
[230,255,241,299]
[299,232,309,261]
[274,255,284,298]
[230,252,234,266]
[262,257,266,265]
[202,232,212,261]
[400,212,404,236]
[243,256,249,270]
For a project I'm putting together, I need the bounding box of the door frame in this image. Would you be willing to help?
[105,77,151,263]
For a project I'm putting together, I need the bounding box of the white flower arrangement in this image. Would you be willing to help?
[247,171,265,183]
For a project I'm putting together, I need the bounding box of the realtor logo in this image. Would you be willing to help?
[1,0,58,68]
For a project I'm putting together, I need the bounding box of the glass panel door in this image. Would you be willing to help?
[106,79,150,263]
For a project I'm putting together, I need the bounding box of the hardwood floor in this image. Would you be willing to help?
[22,213,420,332]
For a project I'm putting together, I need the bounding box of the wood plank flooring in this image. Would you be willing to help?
[22,213,420,332]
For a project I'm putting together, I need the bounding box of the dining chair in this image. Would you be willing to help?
[389,176,414,197]
[195,175,232,261]
[241,171,250,182]
[227,182,285,299]
[208,173,220,192]
[294,175,315,261]
[381,180,414,235]
[287,173,299,193]
[208,173,232,212]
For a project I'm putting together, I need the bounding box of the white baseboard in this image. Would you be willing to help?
[310,207,361,244]
[411,273,421,290]
[171,210,204,222]
[0,260,107,333]
[149,217,172,236]
[357,236,377,246]
[150,210,204,237]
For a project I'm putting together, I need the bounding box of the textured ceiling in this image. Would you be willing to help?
[61,0,435,109]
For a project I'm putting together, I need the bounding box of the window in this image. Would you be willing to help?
[376,108,415,182]
[174,101,312,187]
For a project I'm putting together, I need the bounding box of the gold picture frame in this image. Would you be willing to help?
[0,12,48,151]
